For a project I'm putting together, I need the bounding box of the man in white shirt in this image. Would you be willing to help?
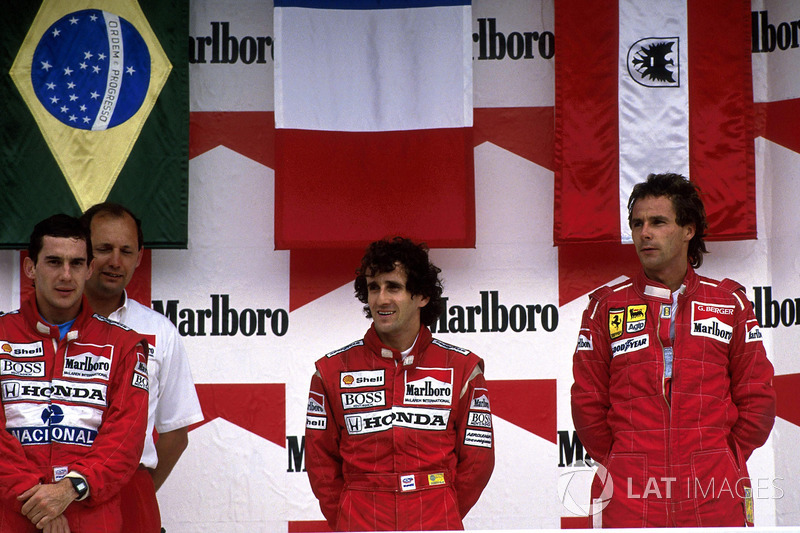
[81,203,203,533]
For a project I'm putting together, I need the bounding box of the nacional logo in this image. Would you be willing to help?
[404,368,453,406]
[691,302,734,343]
[340,370,384,389]
[30,9,150,130]
[1,341,44,358]
[42,404,65,425]
[627,37,680,87]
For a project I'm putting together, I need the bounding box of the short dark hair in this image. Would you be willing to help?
[28,214,92,264]
[80,202,144,250]
[354,237,445,327]
[627,172,709,268]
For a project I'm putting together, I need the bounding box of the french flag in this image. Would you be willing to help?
[274,0,474,249]
[554,0,756,245]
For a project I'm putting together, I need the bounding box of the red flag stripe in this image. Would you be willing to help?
[687,0,756,241]
[554,0,620,245]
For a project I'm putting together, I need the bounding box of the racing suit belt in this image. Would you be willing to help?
[344,471,451,493]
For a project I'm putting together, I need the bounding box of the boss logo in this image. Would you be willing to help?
[341,390,385,410]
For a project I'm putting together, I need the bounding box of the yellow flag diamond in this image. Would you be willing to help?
[9,0,171,212]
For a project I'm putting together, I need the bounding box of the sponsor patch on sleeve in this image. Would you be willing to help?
[131,344,149,392]
[308,391,326,415]
[470,387,491,412]
[576,333,592,351]
[464,428,492,448]
[467,410,492,429]
[306,415,327,430]
[745,320,763,343]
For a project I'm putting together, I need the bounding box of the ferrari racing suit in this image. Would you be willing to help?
[305,325,494,531]
[571,267,775,527]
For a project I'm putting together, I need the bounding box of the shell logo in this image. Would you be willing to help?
[1,343,12,354]
[342,375,354,386]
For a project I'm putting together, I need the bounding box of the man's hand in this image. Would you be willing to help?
[43,514,71,533]
[18,480,77,529]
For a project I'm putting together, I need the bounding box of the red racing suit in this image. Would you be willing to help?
[0,296,149,532]
[305,325,494,531]
[571,267,775,527]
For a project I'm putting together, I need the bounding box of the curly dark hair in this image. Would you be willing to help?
[354,237,445,327]
[627,172,709,268]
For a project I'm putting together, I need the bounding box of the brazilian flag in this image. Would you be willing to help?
[1,0,188,248]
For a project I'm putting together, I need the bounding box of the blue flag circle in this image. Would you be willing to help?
[31,9,151,130]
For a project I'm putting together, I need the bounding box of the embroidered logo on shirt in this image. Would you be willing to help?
[404,368,453,406]
[691,302,734,343]
[609,308,624,339]
[340,370,384,388]
[626,305,647,333]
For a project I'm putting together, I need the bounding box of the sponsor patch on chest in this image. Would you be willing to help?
[63,343,114,380]
[344,406,450,435]
[691,302,734,343]
[341,389,386,410]
[608,308,624,339]
[340,370,384,388]
[1,341,44,358]
[626,305,647,333]
[611,334,650,357]
[404,368,453,406]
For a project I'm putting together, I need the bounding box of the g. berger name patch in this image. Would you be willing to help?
[691,302,734,343]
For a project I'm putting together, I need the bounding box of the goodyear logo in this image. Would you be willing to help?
[611,334,650,358]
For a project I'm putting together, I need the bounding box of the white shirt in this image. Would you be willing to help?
[109,292,204,468]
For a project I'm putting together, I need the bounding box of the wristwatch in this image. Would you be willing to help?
[68,476,89,500]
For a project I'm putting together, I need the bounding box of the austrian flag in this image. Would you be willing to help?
[554,0,755,245]
[274,0,474,249]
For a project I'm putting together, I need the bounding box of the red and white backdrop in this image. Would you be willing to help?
[1,0,799,530]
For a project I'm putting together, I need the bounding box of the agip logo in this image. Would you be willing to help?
[627,37,680,87]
